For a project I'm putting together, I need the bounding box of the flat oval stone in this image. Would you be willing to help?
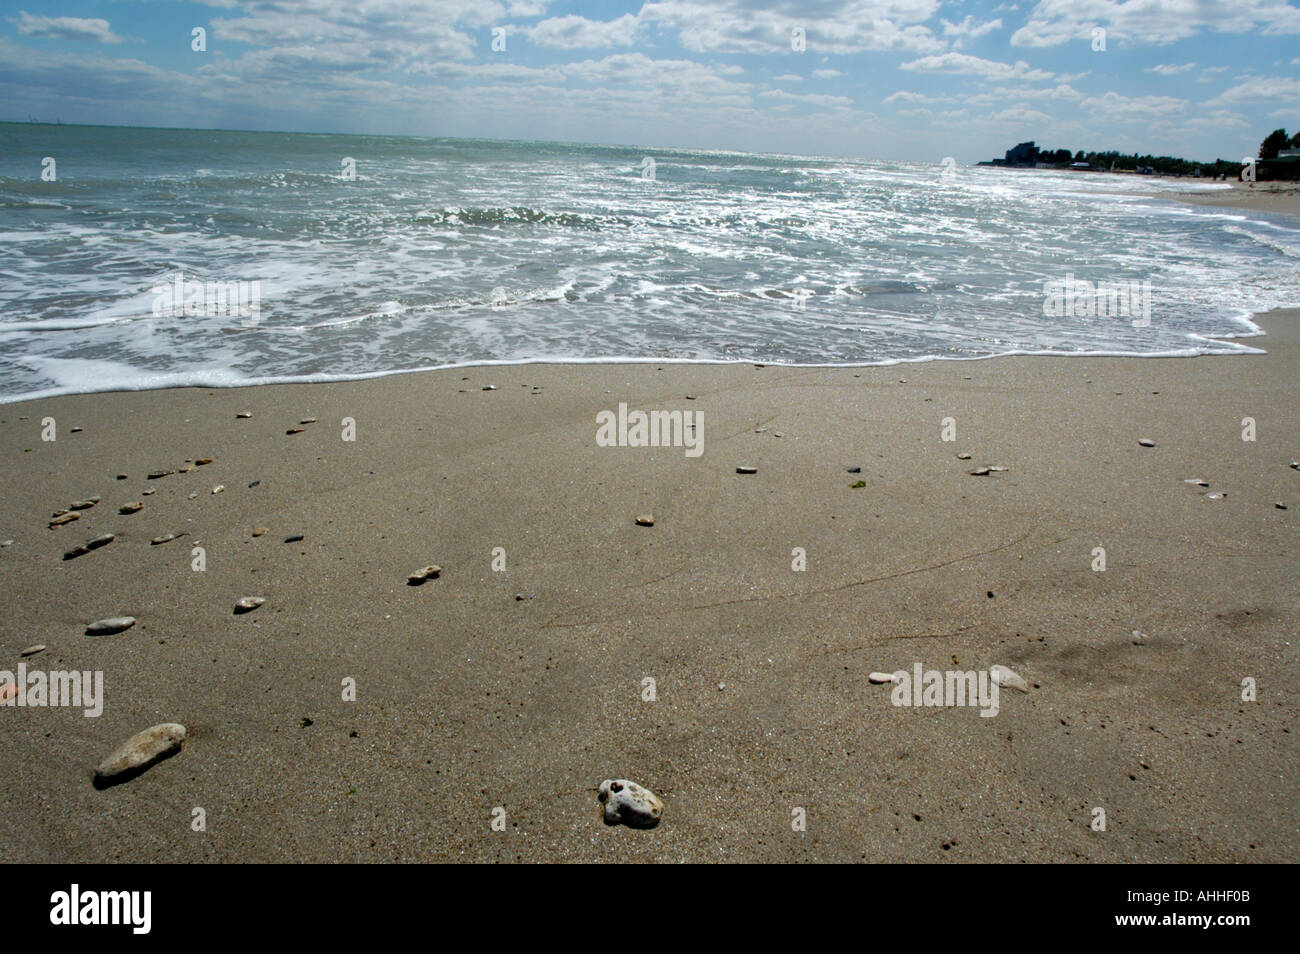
[736,466,758,474]
[869,671,900,684]
[236,411,252,418]
[234,596,265,614]
[119,501,144,514]
[211,485,225,494]
[86,616,136,637]
[93,723,185,787]
[196,458,213,465]
[150,532,183,545]
[252,527,269,537]
[285,427,304,435]
[598,779,663,829]
[1138,438,1156,447]
[20,644,45,657]
[49,513,79,527]
[68,498,99,510]
[407,565,441,584]
[635,514,655,526]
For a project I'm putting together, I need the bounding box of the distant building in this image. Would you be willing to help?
[1005,141,1038,166]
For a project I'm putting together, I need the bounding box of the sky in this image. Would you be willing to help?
[0,1,1297,162]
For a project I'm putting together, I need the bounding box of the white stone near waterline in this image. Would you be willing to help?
[85,616,136,636]
[234,596,265,614]
[598,779,663,829]
[869,671,901,684]
[93,723,185,785]
[990,664,1029,693]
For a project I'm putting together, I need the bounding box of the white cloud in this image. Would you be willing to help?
[11,11,122,44]
[812,68,843,79]
[1081,91,1187,121]
[1146,63,1198,76]
[901,52,1054,82]
[1011,0,1300,48]
[1204,75,1300,108]
[528,14,640,49]
[940,15,1002,48]
[773,73,802,81]
[759,88,855,108]
[639,0,945,55]
[883,90,936,104]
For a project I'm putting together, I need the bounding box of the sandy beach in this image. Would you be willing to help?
[1,308,1296,862]
[1146,179,1300,218]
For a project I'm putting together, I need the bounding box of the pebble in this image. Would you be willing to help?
[116,474,127,480]
[150,532,183,545]
[234,596,265,614]
[196,458,213,465]
[299,418,316,425]
[1291,462,1299,470]
[284,534,304,543]
[63,534,115,560]
[1205,492,1227,500]
[869,671,900,684]
[236,411,252,418]
[142,488,155,496]
[48,513,79,527]
[286,427,304,435]
[969,467,991,476]
[68,497,100,510]
[1138,439,1156,447]
[847,466,861,473]
[598,779,663,829]
[0,540,13,547]
[1184,478,1209,487]
[773,432,784,438]
[70,426,83,433]
[1132,630,1146,644]
[990,664,1029,693]
[481,385,497,391]
[989,465,1008,472]
[119,501,144,514]
[187,492,198,499]
[1276,502,1288,510]
[20,644,45,657]
[515,593,534,601]
[407,565,441,584]
[956,453,972,460]
[248,480,260,488]
[178,465,193,473]
[85,616,136,637]
[211,485,225,494]
[93,723,185,787]
[253,527,269,537]
[635,514,655,526]
[147,470,172,479]
[736,466,758,474]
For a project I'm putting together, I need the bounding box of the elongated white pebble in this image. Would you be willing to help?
[990,664,1029,693]
[93,723,185,786]
[85,617,135,636]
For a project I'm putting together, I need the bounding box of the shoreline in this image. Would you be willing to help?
[1142,179,1300,218]
[2,308,1296,862]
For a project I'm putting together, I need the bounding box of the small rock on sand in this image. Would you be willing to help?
[1138,439,1156,447]
[284,534,303,543]
[969,467,991,476]
[68,498,100,510]
[48,513,79,527]
[196,458,213,465]
[64,534,115,560]
[93,723,185,788]
[869,671,901,684]
[598,779,663,829]
[408,565,441,584]
[119,501,144,514]
[736,466,758,474]
[847,466,861,473]
[234,596,265,614]
[252,527,269,537]
[150,532,183,545]
[990,664,1029,692]
[635,514,655,526]
[956,453,971,460]
[147,470,172,479]
[85,616,136,637]
[286,427,304,435]
[20,645,45,657]
[211,485,225,494]
[236,411,252,418]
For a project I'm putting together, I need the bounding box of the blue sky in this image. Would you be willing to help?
[1,1,1297,161]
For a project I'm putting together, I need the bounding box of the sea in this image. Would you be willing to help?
[2,122,1298,403]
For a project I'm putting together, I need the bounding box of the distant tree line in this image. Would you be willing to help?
[1258,128,1300,160]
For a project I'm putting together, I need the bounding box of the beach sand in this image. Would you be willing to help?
[1,310,1297,862]
[1148,179,1300,218]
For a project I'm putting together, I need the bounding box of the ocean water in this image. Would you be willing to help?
[2,122,1298,402]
